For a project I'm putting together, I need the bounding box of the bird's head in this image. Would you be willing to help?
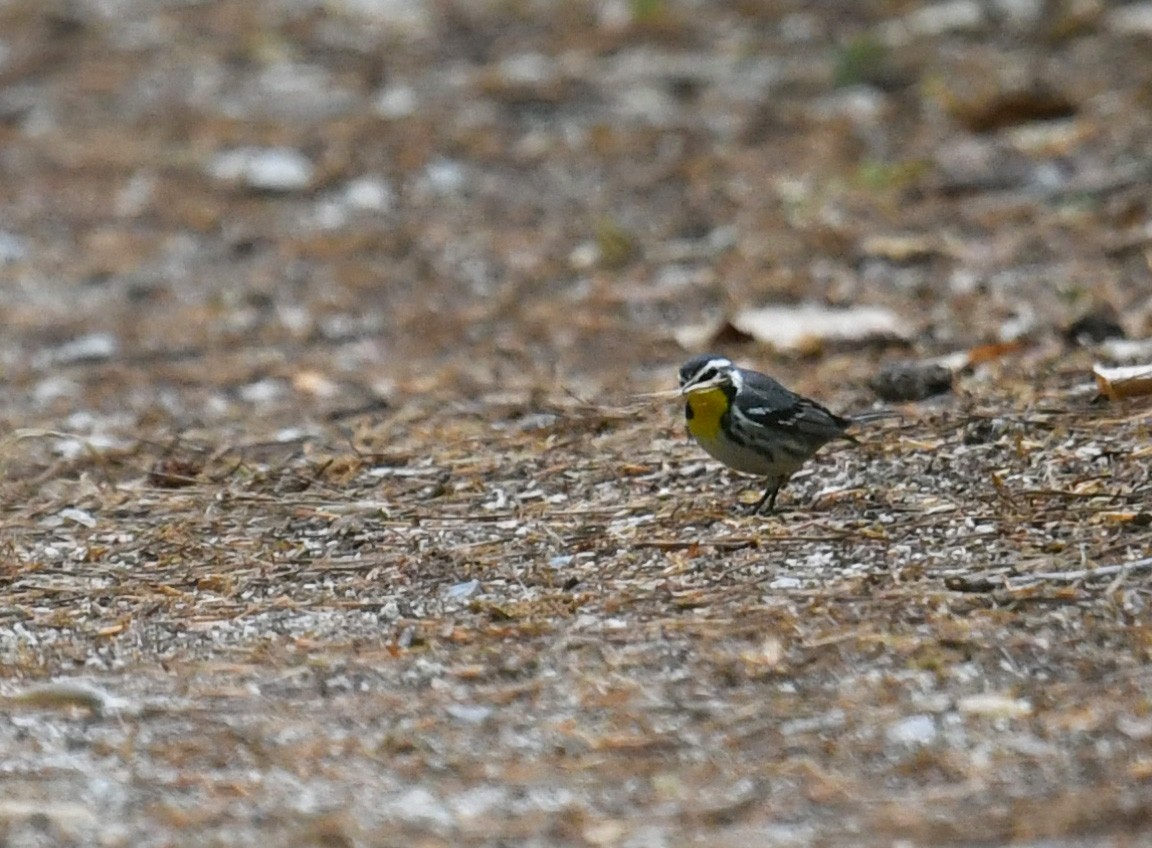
[678,354,741,396]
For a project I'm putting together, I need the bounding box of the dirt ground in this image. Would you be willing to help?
[1,1,1152,846]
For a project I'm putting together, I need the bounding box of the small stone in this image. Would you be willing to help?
[445,580,480,601]
[420,159,468,196]
[1098,338,1152,363]
[58,508,97,529]
[32,376,79,404]
[1117,714,1152,740]
[496,52,555,85]
[0,229,28,263]
[208,147,314,192]
[894,0,985,38]
[1107,2,1152,34]
[515,413,561,431]
[385,787,452,829]
[341,0,433,33]
[375,83,417,118]
[343,177,395,212]
[451,786,509,820]
[568,241,600,270]
[1064,307,1125,347]
[886,714,938,746]
[115,171,156,217]
[40,333,119,366]
[445,703,492,724]
[238,379,286,404]
[871,361,954,402]
[993,0,1044,26]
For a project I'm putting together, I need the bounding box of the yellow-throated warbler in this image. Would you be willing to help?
[679,353,896,514]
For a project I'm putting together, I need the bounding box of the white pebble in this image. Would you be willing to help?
[886,714,938,746]
[208,147,314,192]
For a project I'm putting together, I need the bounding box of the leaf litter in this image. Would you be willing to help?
[0,2,1151,846]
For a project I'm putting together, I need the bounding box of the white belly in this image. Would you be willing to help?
[691,431,806,480]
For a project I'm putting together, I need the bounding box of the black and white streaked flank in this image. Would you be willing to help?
[678,353,896,514]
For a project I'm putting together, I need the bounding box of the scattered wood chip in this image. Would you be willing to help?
[739,636,787,673]
[1097,511,1152,527]
[292,368,341,398]
[1129,759,1152,780]
[676,305,912,354]
[944,574,1000,593]
[957,693,1033,718]
[1,681,128,717]
[858,233,942,263]
[148,456,204,488]
[1093,363,1152,401]
[966,339,1027,366]
[731,304,911,354]
[946,84,1076,134]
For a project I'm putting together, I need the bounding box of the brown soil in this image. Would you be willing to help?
[1,2,1151,845]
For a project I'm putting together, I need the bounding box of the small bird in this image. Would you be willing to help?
[678,353,895,514]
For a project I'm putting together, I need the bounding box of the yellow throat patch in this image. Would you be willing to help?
[684,386,729,441]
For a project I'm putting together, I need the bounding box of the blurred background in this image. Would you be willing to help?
[2,0,1150,434]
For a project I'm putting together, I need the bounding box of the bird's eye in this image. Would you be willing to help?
[681,360,727,387]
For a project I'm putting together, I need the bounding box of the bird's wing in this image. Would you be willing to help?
[738,372,852,442]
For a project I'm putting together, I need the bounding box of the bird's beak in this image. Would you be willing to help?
[678,375,725,396]
[634,376,725,401]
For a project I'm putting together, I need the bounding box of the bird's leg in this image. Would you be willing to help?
[748,477,786,515]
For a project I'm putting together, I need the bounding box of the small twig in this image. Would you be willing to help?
[1016,487,1133,503]
[633,538,759,551]
[1013,556,1152,586]
[948,556,1152,593]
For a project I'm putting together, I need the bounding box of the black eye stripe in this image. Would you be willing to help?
[680,358,732,386]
